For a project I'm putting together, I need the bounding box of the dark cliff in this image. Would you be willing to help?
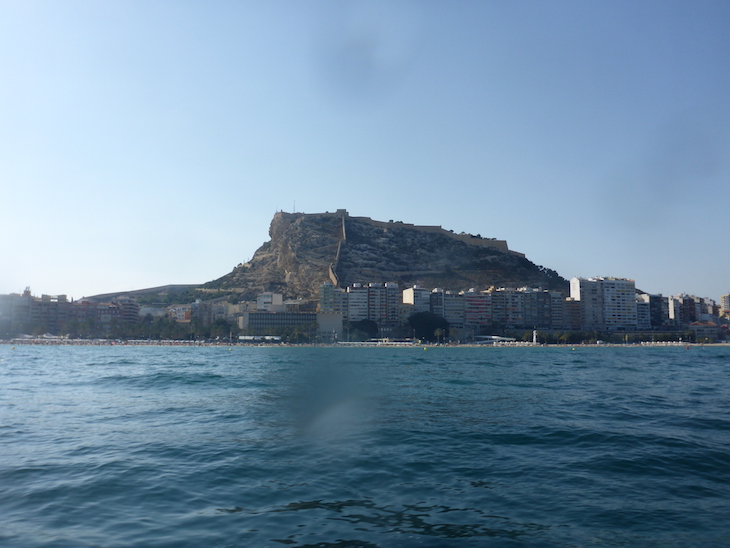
[207,211,568,300]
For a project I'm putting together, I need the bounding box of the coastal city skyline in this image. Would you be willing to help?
[3,276,727,344]
[2,2,729,300]
[2,207,728,306]
[5,241,728,303]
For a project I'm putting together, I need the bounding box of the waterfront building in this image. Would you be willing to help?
[689,321,720,341]
[257,292,284,313]
[167,304,192,322]
[33,294,71,334]
[489,288,506,326]
[722,293,730,316]
[384,282,400,326]
[570,277,637,331]
[601,278,637,330]
[95,302,122,328]
[238,310,341,341]
[442,291,465,329]
[115,296,141,324]
[319,281,335,313]
[564,297,582,331]
[505,289,526,327]
[667,296,682,326]
[636,300,651,330]
[521,288,552,328]
[697,297,719,324]
[239,311,317,336]
[668,294,705,325]
[211,302,230,323]
[488,288,525,328]
[402,285,431,315]
[367,283,388,325]
[549,291,568,330]
[319,281,349,316]
[0,289,34,334]
[346,284,369,321]
[570,278,604,331]
[430,288,445,318]
[635,293,669,328]
[462,289,492,331]
[191,299,212,325]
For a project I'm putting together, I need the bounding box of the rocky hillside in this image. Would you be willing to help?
[207,210,567,300]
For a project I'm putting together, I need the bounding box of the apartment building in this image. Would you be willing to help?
[367,283,389,325]
[319,281,348,316]
[570,277,605,331]
[430,288,445,318]
[257,292,285,312]
[549,291,568,330]
[489,288,526,328]
[402,285,431,314]
[346,284,369,321]
[522,288,552,328]
[442,291,465,329]
[570,277,637,331]
[462,289,492,330]
[636,300,651,330]
[636,293,669,328]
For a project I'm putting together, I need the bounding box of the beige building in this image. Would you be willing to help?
[570,277,637,331]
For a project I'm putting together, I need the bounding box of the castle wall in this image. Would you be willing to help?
[287,209,520,256]
[348,215,511,253]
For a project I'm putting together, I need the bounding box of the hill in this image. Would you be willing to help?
[206,210,567,300]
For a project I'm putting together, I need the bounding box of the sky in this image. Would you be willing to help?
[1,1,729,301]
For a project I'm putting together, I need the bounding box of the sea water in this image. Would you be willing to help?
[1,345,729,547]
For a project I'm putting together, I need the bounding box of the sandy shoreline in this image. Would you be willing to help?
[2,338,729,348]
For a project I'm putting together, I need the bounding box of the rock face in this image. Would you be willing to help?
[208,210,567,299]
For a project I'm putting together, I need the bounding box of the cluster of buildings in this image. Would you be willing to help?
[318,278,727,339]
[0,289,140,335]
[153,293,341,341]
[2,278,729,341]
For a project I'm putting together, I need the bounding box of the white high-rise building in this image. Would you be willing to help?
[570,277,638,331]
[363,282,400,327]
[667,296,683,326]
[403,285,431,315]
[601,278,638,330]
[570,277,604,330]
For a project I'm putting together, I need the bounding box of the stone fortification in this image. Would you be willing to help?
[301,209,516,254]
[348,215,514,254]
[207,210,565,300]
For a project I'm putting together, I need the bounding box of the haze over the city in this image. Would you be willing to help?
[1,1,728,300]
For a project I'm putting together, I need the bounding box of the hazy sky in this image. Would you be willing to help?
[1,1,728,300]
